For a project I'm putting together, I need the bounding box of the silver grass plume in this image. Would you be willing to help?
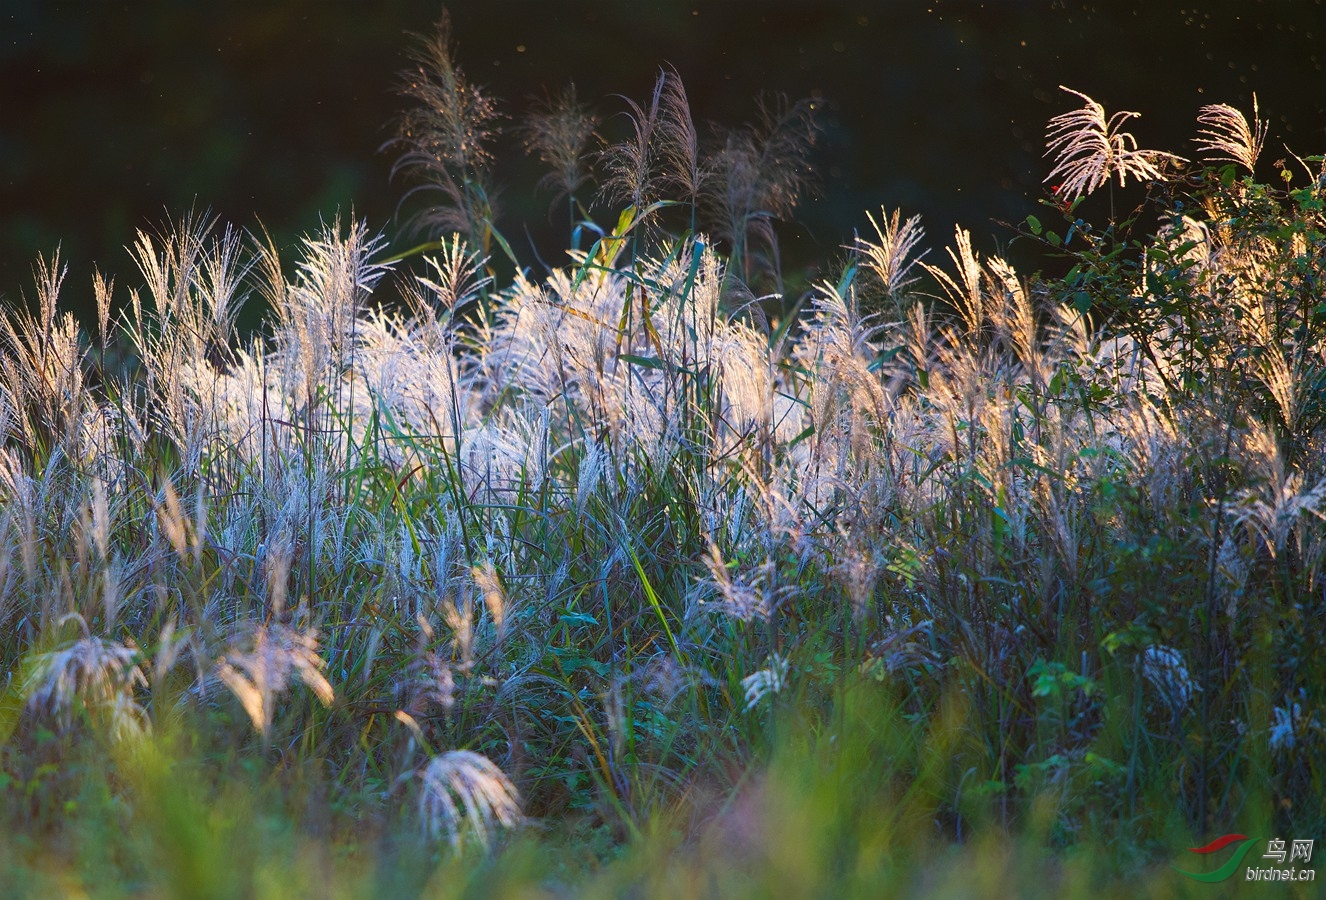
[1232,468,1326,560]
[1140,644,1195,716]
[600,70,666,212]
[23,616,148,741]
[702,93,819,285]
[92,269,114,355]
[266,216,389,396]
[1195,96,1266,173]
[415,750,524,849]
[1045,86,1184,202]
[984,256,1044,385]
[0,252,88,454]
[215,620,335,740]
[522,83,598,215]
[1269,691,1324,754]
[853,208,927,303]
[699,541,786,623]
[741,654,788,710]
[389,10,502,251]
[791,276,890,455]
[659,68,701,215]
[195,221,250,372]
[414,236,490,317]
[130,210,249,379]
[402,617,458,717]
[923,226,986,339]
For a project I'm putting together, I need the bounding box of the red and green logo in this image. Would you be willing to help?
[1172,833,1260,883]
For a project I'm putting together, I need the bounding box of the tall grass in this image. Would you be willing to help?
[0,19,1323,895]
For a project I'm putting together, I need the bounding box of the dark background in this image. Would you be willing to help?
[3,0,1324,319]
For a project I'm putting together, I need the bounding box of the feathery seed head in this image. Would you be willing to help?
[441,591,476,674]
[600,71,666,211]
[23,623,148,739]
[523,83,598,208]
[416,237,490,313]
[1140,644,1194,715]
[405,648,457,716]
[923,226,986,339]
[415,750,524,849]
[1195,96,1266,173]
[215,621,334,739]
[472,562,507,645]
[854,208,927,301]
[1268,692,1323,754]
[700,542,780,623]
[1045,86,1185,202]
[389,11,502,246]
[741,654,788,710]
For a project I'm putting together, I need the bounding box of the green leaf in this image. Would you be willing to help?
[619,353,665,370]
[380,238,467,264]
[548,647,608,676]
[867,346,905,372]
[619,521,681,660]
[593,205,638,270]
[486,223,520,267]
[787,424,816,449]
[1004,457,1065,481]
[835,262,858,296]
[1026,214,1043,236]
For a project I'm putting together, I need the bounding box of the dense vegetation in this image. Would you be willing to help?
[1,15,1322,897]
